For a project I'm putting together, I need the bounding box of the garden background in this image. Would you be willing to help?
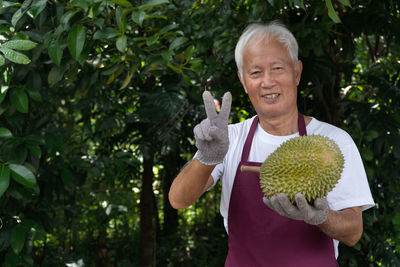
[0,0,399,266]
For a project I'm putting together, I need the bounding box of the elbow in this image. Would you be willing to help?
[343,236,361,247]
[342,226,363,247]
[168,190,190,210]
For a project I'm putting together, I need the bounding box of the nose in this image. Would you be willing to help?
[260,72,275,88]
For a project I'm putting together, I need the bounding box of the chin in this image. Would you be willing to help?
[257,106,294,119]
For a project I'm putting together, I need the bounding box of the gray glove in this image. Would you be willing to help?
[194,91,232,166]
[263,193,329,225]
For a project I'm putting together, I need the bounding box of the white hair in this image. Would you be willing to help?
[235,21,299,79]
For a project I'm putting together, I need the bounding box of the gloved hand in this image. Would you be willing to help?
[263,193,329,225]
[194,91,232,166]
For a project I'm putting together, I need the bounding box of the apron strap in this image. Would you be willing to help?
[241,116,259,162]
[241,112,307,162]
[298,112,307,136]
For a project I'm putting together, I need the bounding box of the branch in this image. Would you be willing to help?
[365,36,376,62]
[316,84,333,123]
[374,35,380,58]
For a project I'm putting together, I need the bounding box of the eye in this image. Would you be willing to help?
[250,71,261,76]
[272,66,283,71]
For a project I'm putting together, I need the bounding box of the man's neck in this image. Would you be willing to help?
[258,110,303,136]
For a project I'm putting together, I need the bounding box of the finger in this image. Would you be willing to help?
[314,198,328,211]
[209,126,227,141]
[193,124,203,140]
[277,193,298,214]
[203,91,217,121]
[219,92,232,122]
[294,193,309,212]
[194,120,212,141]
[270,195,288,216]
[262,196,272,209]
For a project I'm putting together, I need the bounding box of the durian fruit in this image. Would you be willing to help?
[259,135,344,203]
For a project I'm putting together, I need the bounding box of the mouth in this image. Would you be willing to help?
[261,93,280,100]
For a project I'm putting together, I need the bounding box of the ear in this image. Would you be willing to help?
[237,71,248,94]
[295,60,303,86]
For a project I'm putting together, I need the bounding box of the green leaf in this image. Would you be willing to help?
[0,47,31,64]
[9,163,37,188]
[27,144,42,158]
[67,24,86,60]
[70,0,89,10]
[111,0,132,7]
[11,223,26,254]
[161,50,173,63]
[11,8,25,27]
[184,45,195,61]
[120,70,134,89]
[338,0,351,7]
[325,0,341,23]
[21,0,33,10]
[0,165,10,198]
[146,34,159,46]
[167,63,182,74]
[0,128,13,138]
[101,64,121,76]
[361,147,373,161]
[159,24,178,37]
[116,36,127,52]
[93,28,119,40]
[29,0,47,18]
[139,0,169,10]
[48,38,63,65]
[131,11,146,27]
[27,88,42,102]
[115,6,126,32]
[364,130,379,142]
[169,37,188,50]
[1,40,37,50]
[10,87,28,113]
[60,10,80,29]
[48,65,66,87]
[0,55,4,66]
[189,58,202,74]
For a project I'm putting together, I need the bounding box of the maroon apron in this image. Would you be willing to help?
[225,113,338,267]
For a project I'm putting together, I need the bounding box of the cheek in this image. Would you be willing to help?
[287,84,298,103]
[284,78,298,94]
[245,79,260,90]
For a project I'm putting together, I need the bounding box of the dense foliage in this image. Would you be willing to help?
[0,0,399,266]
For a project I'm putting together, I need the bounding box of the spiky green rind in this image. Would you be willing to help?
[259,135,344,203]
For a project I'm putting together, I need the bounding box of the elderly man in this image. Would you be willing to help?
[169,21,374,266]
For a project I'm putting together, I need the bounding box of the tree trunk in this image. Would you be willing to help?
[161,152,179,237]
[139,157,156,267]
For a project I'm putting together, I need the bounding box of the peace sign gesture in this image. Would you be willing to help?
[194,91,232,165]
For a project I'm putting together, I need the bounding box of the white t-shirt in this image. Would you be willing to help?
[210,115,375,258]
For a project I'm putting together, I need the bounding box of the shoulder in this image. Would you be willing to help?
[307,118,354,147]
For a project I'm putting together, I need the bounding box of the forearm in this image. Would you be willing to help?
[168,158,215,209]
[317,206,363,246]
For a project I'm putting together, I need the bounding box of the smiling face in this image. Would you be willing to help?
[239,37,302,121]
